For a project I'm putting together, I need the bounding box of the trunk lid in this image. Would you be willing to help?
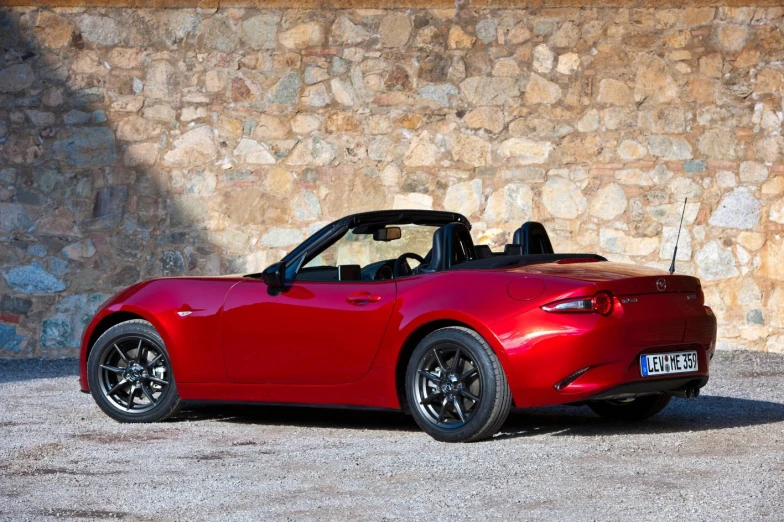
[512,261,701,295]
[513,261,708,347]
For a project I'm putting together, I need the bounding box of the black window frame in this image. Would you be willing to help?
[275,210,470,281]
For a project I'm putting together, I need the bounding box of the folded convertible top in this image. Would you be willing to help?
[450,253,607,270]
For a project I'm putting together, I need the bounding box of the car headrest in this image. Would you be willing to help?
[429,222,477,271]
[512,221,554,255]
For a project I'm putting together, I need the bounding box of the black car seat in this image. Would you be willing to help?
[421,222,477,272]
[505,221,554,255]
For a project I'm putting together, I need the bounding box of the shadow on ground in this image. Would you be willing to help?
[177,403,419,432]
[495,395,784,439]
[177,394,784,439]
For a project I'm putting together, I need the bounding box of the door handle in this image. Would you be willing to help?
[346,293,382,304]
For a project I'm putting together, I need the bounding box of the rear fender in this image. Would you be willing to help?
[393,310,512,372]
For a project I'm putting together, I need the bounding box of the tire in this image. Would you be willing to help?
[405,326,512,443]
[588,393,671,421]
[87,319,182,423]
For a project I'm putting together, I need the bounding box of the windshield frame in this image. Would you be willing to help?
[276,210,470,280]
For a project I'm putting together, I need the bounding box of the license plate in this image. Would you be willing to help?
[640,351,698,377]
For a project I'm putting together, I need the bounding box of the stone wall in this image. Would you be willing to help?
[0,4,783,358]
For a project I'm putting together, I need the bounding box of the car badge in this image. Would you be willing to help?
[177,310,192,317]
[656,278,667,292]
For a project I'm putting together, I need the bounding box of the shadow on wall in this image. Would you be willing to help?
[0,9,266,359]
[0,9,210,359]
[0,7,372,359]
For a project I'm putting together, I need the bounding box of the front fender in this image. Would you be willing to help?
[79,278,239,393]
[79,282,162,392]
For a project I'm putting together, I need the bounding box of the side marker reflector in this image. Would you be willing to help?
[554,366,591,391]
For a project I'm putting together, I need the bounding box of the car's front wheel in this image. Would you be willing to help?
[405,326,512,442]
[588,393,671,421]
[87,319,182,423]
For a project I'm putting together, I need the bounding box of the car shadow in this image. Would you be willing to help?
[176,395,784,439]
[495,395,784,440]
[177,403,419,432]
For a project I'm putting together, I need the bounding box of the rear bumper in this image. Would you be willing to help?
[582,376,709,401]
[492,302,717,408]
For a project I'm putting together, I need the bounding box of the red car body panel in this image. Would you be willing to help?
[221,279,398,385]
[80,261,716,411]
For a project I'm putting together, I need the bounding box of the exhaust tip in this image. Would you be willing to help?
[673,387,701,399]
[683,387,700,399]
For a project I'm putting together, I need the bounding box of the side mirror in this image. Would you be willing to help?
[261,262,286,289]
[374,226,401,242]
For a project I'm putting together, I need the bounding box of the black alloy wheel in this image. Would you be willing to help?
[87,320,182,423]
[413,345,481,428]
[406,327,512,442]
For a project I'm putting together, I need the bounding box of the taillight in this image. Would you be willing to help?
[541,291,614,316]
[704,305,714,316]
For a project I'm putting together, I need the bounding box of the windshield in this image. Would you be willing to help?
[304,224,435,270]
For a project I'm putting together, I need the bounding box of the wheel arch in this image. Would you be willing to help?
[394,318,511,413]
[81,309,173,392]
[85,312,146,362]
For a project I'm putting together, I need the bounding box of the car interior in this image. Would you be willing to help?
[292,219,605,283]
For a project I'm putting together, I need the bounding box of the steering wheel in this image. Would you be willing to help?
[393,253,425,278]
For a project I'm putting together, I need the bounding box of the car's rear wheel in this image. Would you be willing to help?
[588,393,671,421]
[87,319,182,423]
[405,326,512,442]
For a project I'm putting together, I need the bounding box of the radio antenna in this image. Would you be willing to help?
[669,198,687,275]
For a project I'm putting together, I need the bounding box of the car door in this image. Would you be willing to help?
[221,278,396,385]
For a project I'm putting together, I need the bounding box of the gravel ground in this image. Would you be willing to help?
[0,351,783,522]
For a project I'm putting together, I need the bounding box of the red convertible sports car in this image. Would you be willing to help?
[80,210,716,442]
